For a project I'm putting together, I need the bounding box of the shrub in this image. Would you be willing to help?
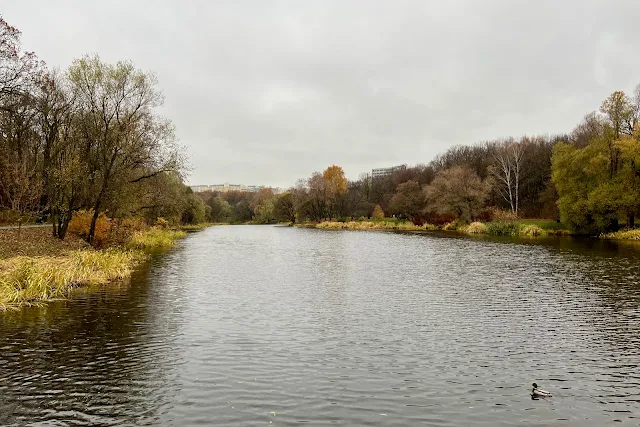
[443,219,466,231]
[155,217,169,229]
[520,224,547,237]
[601,228,640,240]
[107,217,148,246]
[68,210,111,247]
[491,208,518,222]
[465,222,488,234]
[372,205,385,219]
[486,221,520,236]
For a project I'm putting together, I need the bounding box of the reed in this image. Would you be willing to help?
[465,222,488,234]
[126,228,187,249]
[600,229,640,240]
[519,224,547,237]
[0,249,144,309]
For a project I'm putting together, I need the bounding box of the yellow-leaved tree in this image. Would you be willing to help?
[372,204,385,219]
[322,165,348,219]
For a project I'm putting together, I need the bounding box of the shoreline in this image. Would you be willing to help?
[293,219,640,242]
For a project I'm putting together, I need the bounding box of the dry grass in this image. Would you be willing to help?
[0,228,89,260]
[314,221,436,231]
[0,225,188,309]
[520,224,547,237]
[464,222,488,234]
[0,249,144,309]
[177,222,224,231]
[126,228,187,249]
[600,229,640,240]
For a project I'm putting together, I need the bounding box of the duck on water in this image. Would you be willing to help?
[531,383,552,399]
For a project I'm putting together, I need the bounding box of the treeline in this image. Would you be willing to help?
[196,88,640,235]
[0,18,202,243]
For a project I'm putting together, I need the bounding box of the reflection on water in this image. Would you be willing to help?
[1,226,639,426]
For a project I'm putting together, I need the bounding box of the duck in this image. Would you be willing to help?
[531,383,552,398]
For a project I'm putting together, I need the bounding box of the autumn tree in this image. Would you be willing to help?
[322,165,348,219]
[346,174,374,218]
[274,192,296,223]
[600,91,634,140]
[304,172,327,221]
[424,166,490,222]
[372,204,384,219]
[389,180,425,223]
[68,55,182,244]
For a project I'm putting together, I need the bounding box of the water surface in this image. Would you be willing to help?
[1,226,639,426]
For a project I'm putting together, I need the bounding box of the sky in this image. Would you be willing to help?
[3,0,640,188]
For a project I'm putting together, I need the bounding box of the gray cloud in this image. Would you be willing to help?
[4,0,640,187]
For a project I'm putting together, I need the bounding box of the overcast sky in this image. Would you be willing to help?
[3,1,640,187]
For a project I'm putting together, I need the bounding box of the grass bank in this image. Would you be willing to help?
[459,220,572,237]
[177,222,227,231]
[0,249,144,309]
[297,218,572,237]
[600,229,640,241]
[299,220,437,231]
[127,228,187,249]
[0,227,188,310]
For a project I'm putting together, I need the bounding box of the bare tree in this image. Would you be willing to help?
[0,152,42,236]
[490,140,524,215]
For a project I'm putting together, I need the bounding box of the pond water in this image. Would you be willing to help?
[1,225,639,426]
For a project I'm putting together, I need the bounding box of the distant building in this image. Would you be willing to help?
[190,185,210,193]
[371,164,406,179]
[190,183,283,193]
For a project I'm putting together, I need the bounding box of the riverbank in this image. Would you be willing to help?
[0,227,189,310]
[296,219,575,237]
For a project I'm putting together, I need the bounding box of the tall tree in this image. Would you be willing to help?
[389,180,425,223]
[322,165,348,219]
[67,55,182,243]
[490,140,524,215]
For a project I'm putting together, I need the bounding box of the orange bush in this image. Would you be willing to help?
[68,210,111,247]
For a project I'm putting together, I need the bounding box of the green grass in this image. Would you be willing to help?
[0,249,144,310]
[514,219,567,231]
[126,228,187,249]
[486,221,521,236]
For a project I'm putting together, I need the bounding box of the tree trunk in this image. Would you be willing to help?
[58,212,70,240]
[628,213,635,228]
[88,201,101,245]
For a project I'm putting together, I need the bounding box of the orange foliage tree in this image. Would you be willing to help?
[322,165,348,219]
